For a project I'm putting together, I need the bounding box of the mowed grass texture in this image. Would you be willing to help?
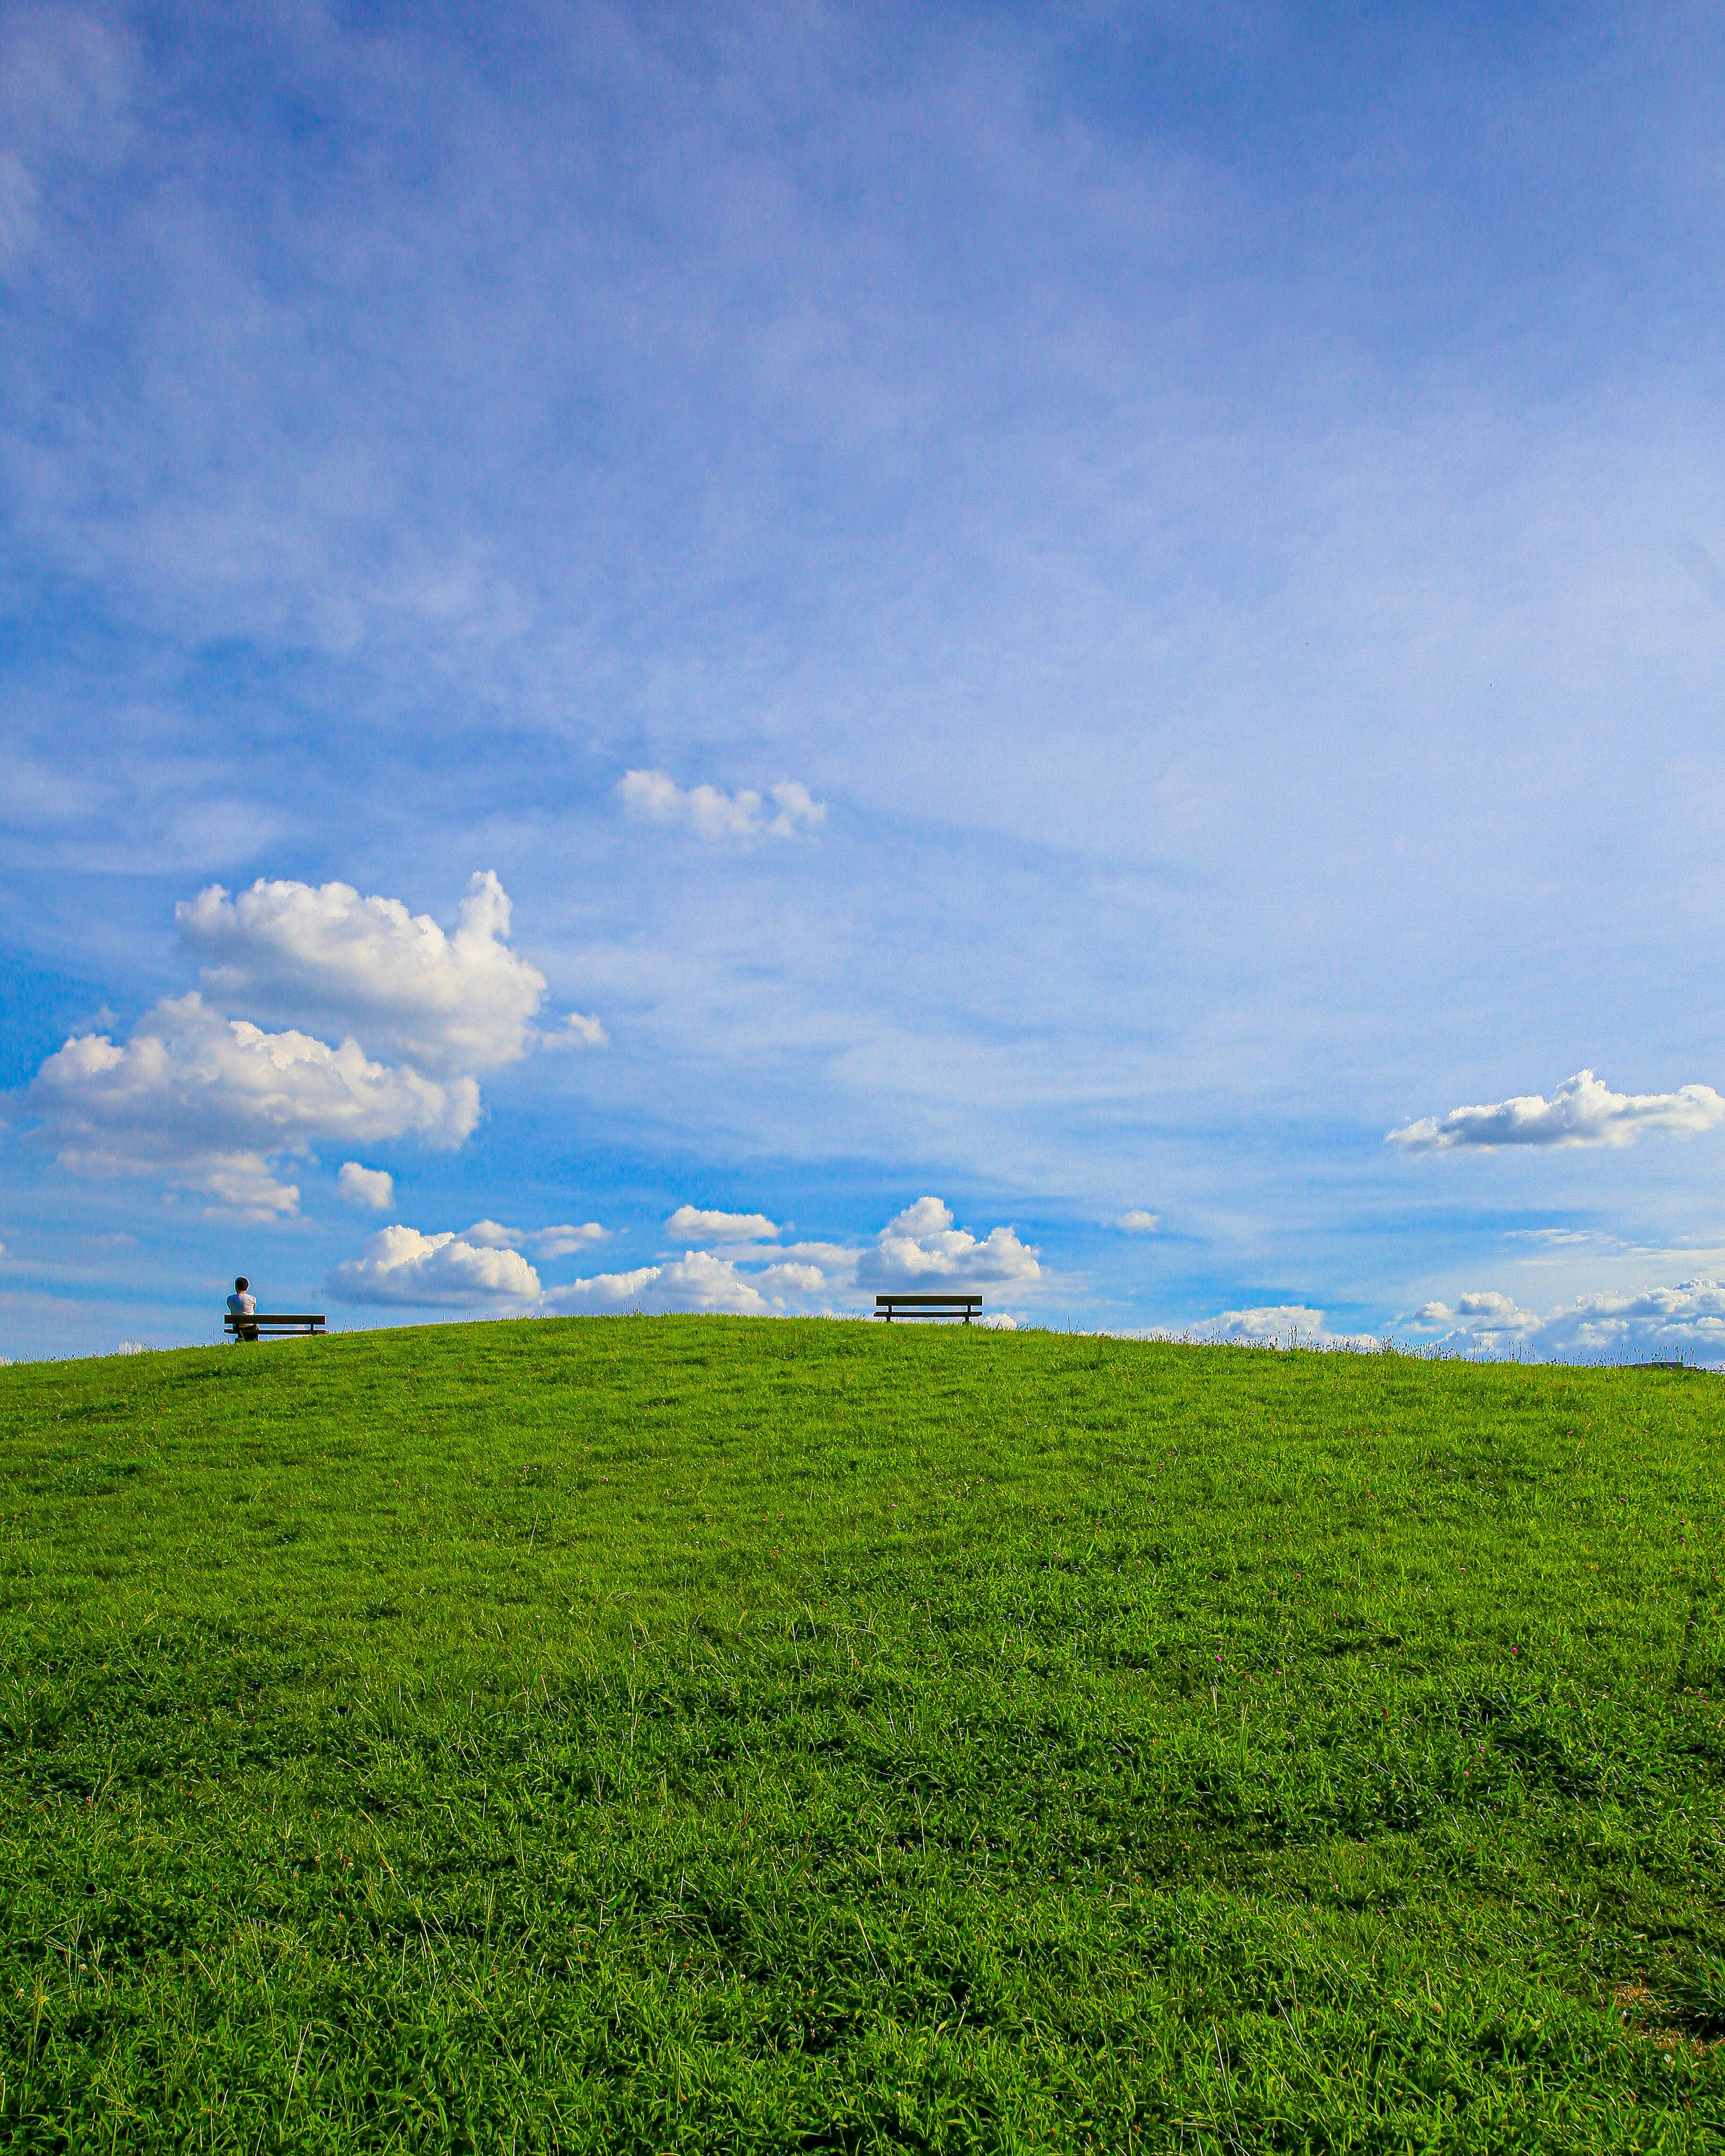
[1,1321,1722,2152]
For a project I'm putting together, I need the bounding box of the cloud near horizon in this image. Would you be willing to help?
[1412,1279,1725,1363]
[326,1224,542,1306]
[1168,1305,1377,1350]
[546,1250,774,1316]
[620,770,826,845]
[1390,1070,1725,1152]
[327,1195,1039,1318]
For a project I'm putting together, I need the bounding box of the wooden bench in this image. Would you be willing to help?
[224,1311,326,1339]
[876,1294,981,1324]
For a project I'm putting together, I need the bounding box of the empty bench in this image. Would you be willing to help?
[224,1311,327,1340]
[876,1294,982,1324]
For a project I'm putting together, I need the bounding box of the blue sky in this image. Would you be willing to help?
[4,1,1725,1360]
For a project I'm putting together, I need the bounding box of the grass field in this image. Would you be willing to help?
[0,1317,1722,2151]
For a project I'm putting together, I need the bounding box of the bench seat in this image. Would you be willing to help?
[875,1294,981,1323]
[224,1312,327,1338]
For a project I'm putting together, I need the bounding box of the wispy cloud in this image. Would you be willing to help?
[7,9,1725,1352]
[1117,1209,1159,1232]
[463,1218,606,1257]
[1389,1071,1725,1153]
[543,1012,608,1050]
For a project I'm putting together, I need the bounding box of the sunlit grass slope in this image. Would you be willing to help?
[1,1317,1722,2151]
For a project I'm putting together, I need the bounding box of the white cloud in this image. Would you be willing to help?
[1411,1278,1725,1363]
[544,1011,608,1049]
[26,874,563,1221]
[327,1224,542,1307]
[548,1250,771,1315]
[1117,1209,1160,1232]
[198,1153,303,1220]
[461,1219,605,1257]
[115,1340,147,1355]
[1390,1070,1725,1153]
[461,1219,520,1249]
[1149,1305,1378,1349]
[1194,1305,1348,1346]
[857,1197,1041,1289]
[177,870,545,1075]
[620,769,826,845]
[666,1204,779,1242]
[324,1194,1031,1328]
[27,995,473,1215]
[533,1222,607,1256]
[338,1161,395,1210]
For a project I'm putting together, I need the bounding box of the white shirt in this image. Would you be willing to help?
[227,1291,257,1316]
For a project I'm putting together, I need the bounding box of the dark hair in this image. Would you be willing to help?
[235,1277,249,1291]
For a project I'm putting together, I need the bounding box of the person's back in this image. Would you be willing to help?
[226,1275,258,1341]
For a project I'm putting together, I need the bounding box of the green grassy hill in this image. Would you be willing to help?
[1,1317,1721,2151]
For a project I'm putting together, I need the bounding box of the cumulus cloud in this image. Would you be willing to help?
[177,870,546,1074]
[548,1250,773,1315]
[327,1225,542,1307]
[1180,1304,1376,1348]
[1390,1070,1725,1152]
[27,873,562,1219]
[326,1192,1035,1327]
[338,1161,395,1210]
[1117,1209,1160,1232]
[666,1205,779,1242]
[1412,1279,1725,1363]
[27,995,474,1215]
[620,769,826,844]
[857,1197,1040,1290]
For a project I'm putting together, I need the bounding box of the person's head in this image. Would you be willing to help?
[234,1276,249,1292]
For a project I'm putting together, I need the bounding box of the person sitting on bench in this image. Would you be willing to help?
[226,1275,258,1343]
